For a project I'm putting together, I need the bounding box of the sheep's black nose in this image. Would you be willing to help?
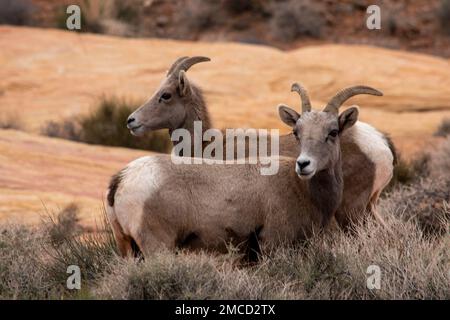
[297,160,310,170]
[127,117,135,124]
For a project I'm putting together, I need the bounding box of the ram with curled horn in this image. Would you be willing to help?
[120,56,395,229]
[284,83,392,228]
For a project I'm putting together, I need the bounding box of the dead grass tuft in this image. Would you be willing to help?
[43,203,83,246]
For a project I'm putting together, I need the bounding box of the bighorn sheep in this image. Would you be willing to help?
[107,84,362,258]
[126,56,394,228]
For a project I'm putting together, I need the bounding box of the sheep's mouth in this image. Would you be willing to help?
[298,170,315,180]
[129,125,144,136]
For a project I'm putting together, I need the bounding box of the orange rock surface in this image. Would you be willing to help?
[1,27,449,224]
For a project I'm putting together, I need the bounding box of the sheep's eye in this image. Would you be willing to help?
[161,93,172,101]
[293,130,299,139]
[328,129,338,138]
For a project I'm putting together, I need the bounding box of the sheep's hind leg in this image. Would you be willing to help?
[367,190,391,232]
[109,217,135,258]
[133,227,176,258]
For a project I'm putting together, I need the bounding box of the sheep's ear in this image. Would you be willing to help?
[278,104,300,128]
[338,106,359,133]
[178,70,190,97]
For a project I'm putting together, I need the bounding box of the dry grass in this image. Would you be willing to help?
[94,210,449,300]
[2,206,447,300]
[1,138,449,300]
[0,205,117,299]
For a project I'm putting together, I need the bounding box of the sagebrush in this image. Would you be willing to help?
[41,96,171,153]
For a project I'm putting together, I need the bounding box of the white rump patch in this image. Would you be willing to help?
[113,156,165,231]
[347,121,394,193]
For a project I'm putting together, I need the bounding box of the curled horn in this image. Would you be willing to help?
[170,56,211,77]
[291,82,311,113]
[324,86,383,114]
[167,56,189,77]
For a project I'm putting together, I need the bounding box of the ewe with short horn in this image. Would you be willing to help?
[127,55,212,137]
[168,56,211,78]
[166,56,189,76]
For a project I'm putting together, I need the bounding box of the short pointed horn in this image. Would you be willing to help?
[167,56,189,77]
[171,56,211,77]
[324,86,383,114]
[291,82,311,113]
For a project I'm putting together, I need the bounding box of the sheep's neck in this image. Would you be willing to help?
[308,157,343,226]
[169,89,212,157]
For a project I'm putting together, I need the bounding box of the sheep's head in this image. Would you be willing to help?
[127,56,210,136]
[279,83,382,180]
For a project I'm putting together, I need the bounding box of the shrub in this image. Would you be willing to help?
[387,135,450,191]
[44,203,84,246]
[0,0,34,26]
[55,0,105,33]
[430,136,450,178]
[383,178,449,235]
[385,153,430,192]
[44,211,117,286]
[41,119,81,141]
[0,225,56,299]
[383,137,450,234]
[223,0,254,14]
[178,0,223,34]
[79,96,170,152]
[439,0,450,35]
[223,0,267,15]
[96,252,224,299]
[434,118,450,137]
[0,113,23,130]
[0,206,117,299]
[115,0,141,23]
[270,0,326,42]
[55,0,140,34]
[41,96,171,153]
[383,5,421,39]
